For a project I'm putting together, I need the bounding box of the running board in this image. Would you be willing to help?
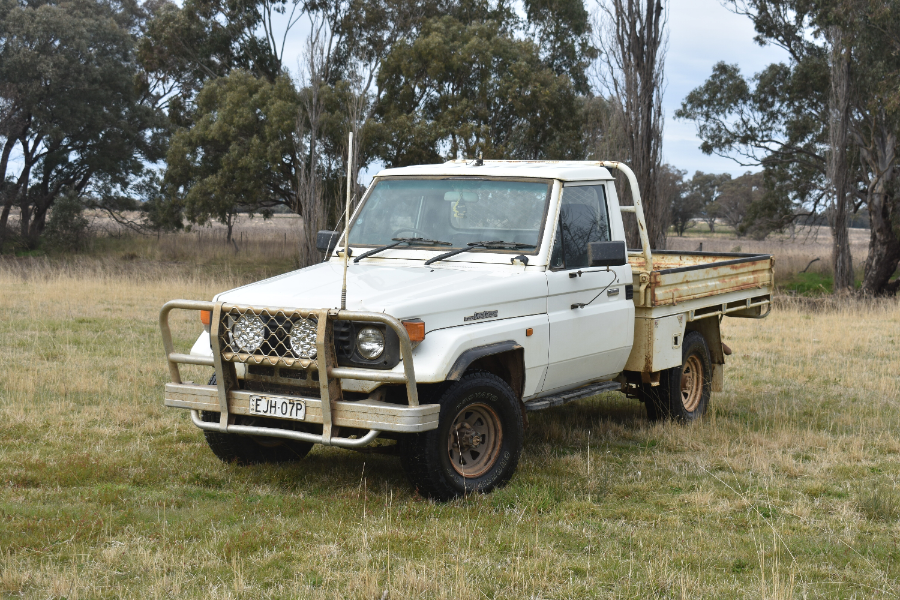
[524,381,621,412]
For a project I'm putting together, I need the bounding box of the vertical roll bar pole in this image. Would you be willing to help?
[597,161,653,273]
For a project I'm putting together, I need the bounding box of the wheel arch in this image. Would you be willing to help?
[446,341,525,400]
[685,318,724,364]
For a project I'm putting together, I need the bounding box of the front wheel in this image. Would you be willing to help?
[399,372,524,501]
[642,330,712,423]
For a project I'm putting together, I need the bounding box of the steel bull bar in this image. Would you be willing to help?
[159,300,438,449]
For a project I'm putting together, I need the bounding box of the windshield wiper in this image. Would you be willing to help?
[353,237,451,263]
[423,241,535,266]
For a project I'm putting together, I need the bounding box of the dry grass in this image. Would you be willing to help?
[0,255,899,598]
[667,226,872,286]
[90,213,306,276]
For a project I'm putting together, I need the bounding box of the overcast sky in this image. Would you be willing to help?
[664,0,789,176]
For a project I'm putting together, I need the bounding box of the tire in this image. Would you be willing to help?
[399,372,524,501]
[642,331,712,423]
[200,374,314,465]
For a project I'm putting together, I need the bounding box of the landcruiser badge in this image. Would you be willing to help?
[464,310,498,322]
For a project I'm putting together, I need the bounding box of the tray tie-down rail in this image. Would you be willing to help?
[159,300,427,449]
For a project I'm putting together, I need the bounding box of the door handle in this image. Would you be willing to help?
[607,288,620,297]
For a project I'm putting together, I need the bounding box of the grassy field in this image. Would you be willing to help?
[1,246,899,598]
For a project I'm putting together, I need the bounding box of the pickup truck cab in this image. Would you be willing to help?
[160,160,774,500]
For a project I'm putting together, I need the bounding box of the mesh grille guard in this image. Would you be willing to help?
[218,305,323,369]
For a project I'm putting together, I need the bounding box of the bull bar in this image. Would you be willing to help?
[159,300,439,449]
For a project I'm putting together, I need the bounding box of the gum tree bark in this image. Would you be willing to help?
[853,119,900,296]
[827,26,853,292]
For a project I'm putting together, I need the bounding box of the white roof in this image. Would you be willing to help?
[376,160,614,182]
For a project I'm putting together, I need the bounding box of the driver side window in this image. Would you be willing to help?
[549,185,611,270]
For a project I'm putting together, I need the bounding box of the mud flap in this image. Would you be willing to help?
[711,363,724,392]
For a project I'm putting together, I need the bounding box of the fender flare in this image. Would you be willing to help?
[446,340,523,380]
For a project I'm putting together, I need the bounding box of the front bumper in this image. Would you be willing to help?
[159,300,439,449]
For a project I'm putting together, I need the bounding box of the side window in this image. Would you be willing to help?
[549,185,611,270]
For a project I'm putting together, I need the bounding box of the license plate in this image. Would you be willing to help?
[248,395,307,421]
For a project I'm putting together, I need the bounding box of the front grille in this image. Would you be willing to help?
[247,364,318,383]
[333,321,354,358]
[219,306,322,368]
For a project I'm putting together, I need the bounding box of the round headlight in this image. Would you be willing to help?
[356,327,385,360]
[290,317,318,359]
[232,315,265,352]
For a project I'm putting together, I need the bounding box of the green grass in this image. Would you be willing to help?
[1,257,899,598]
[777,270,893,297]
[778,272,836,296]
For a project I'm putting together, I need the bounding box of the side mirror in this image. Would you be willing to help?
[588,240,627,267]
[316,230,340,255]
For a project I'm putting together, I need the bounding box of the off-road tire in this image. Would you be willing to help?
[399,372,524,501]
[200,374,314,464]
[642,331,712,423]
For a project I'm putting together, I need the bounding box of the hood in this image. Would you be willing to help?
[216,262,547,333]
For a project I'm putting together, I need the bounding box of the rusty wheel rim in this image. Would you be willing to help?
[447,403,502,478]
[680,355,703,412]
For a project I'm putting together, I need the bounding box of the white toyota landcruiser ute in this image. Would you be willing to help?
[160,160,774,500]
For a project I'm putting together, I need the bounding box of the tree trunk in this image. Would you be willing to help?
[861,167,900,295]
[600,0,668,249]
[828,27,853,292]
[862,218,900,296]
[856,120,900,296]
[295,18,331,269]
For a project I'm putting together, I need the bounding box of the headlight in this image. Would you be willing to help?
[290,317,318,359]
[356,327,385,360]
[232,315,265,352]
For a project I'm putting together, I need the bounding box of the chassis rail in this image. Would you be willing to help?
[160,300,434,448]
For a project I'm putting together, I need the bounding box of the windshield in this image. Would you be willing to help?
[348,178,551,253]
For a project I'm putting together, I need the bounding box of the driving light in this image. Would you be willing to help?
[290,317,318,359]
[356,327,385,360]
[232,315,265,352]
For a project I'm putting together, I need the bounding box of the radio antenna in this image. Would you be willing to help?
[340,132,353,311]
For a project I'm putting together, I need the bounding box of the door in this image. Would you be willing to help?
[542,183,634,393]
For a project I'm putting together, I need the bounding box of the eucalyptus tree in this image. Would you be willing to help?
[0,0,166,249]
[685,171,732,234]
[164,71,300,243]
[373,11,584,165]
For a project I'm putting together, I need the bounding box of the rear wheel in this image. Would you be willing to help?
[642,331,712,423]
[201,374,314,464]
[399,372,524,500]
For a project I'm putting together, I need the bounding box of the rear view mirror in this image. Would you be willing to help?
[316,230,339,254]
[443,191,479,203]
[588,241,627,267]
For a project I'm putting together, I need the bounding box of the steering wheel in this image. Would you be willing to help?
[391,228,432,239]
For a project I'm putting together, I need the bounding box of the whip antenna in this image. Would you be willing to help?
[340,132,353,310]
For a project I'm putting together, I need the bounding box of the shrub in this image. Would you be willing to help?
[44,191,90,252]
